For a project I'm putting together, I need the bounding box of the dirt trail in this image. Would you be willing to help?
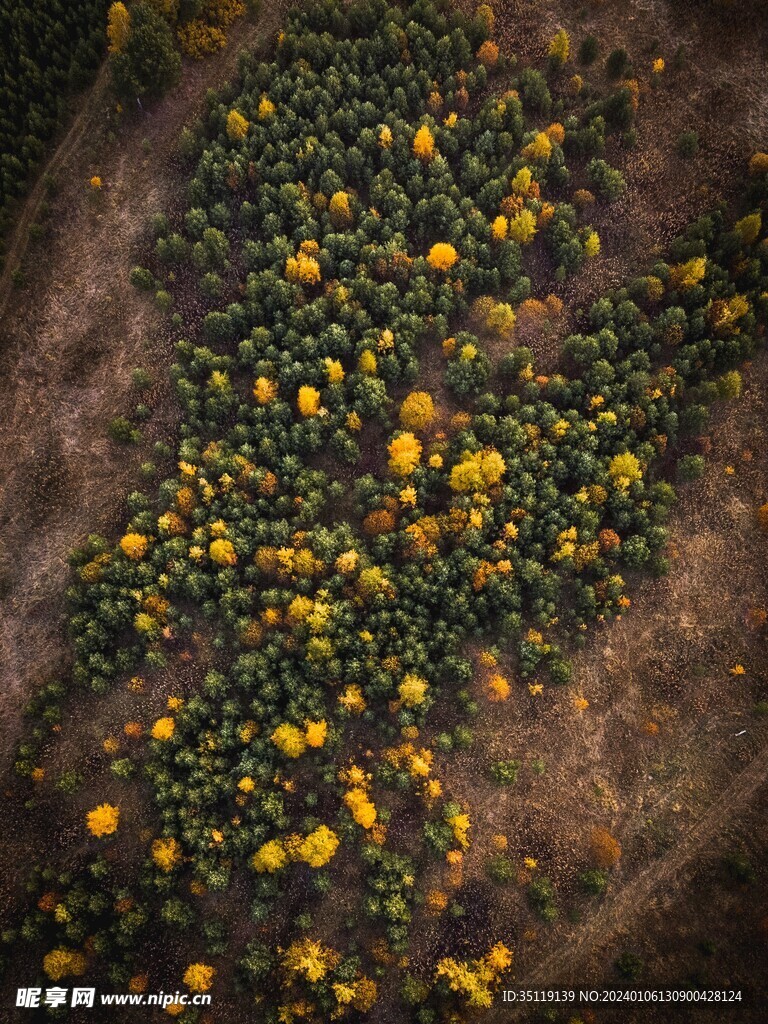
[506,742,768,1004]
[0,66,110,319]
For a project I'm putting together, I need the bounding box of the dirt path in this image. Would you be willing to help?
[505,742,768,1004]
[0,66,110,319]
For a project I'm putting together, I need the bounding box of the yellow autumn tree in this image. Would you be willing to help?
[282,938,340,983]
[608,451,642,487]
[388,432,422,476]
[226,110,249,140]
[184,963,215,993]
[511,166,532,195]
[43,948,87,982]
[584,230,601,257]
[107,2,131,54]
[209,538,236,565]
[669,257,706,290]
[304,720,327,748]
[508,208,537,243]
[449,449,506,492]
[413,124,435,161]
[271,722,307,758]
[522,132,552,161]
[152,837,182,872]
[427,242,458,270]
[251,839,288,873]
[486,301,516,337]
[329,191,353,228]
[297,385,321,417]
[120,533,148,559]
[258,94,276,119]
[399,673,428,707]
[253,377,278,404]
[399,391,435,431]
[549,28,570,64]
[298,825,340,867]
[734,212,761,245]
[344,787,377,829]
[491,215,508,240]
[151,716,175,740]
[87,803,120,837]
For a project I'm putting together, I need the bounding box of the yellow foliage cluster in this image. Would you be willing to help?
[86,803,120,837]
[358,348,378,374]
[286,243,322,286]
[548,28,570,63]
[270,719,327,758]
[508,207,537,244]
[297,384,321,417]
[177,21,226,58]
[511,166,533,196]
[379,124,393,148]
[388,432,422,477]
[735,212,761,245]
[251,824,340,874]
[584,230,601,257]
[107,2,131,54]
[491,214,508,241]
[209,538,236,565]
[152,836,182,872]
[259,94,276,119]
[449,448,506,492]
[398,673,428,707]
[329,190,353,228]
[413,124,435,161]
[435,942,512,1008]
[120,533,148,559]
[486,301,516,337]
[447,811,471,849]
[399,391,435,431]
[226,109,249,140]
[253,376,278,404]
[325,357,345,383]
[255,544,325,579]
[151,716,176,740]
[710,294,749,336]
[338,683,367,714]
[251,838,288,873]
[271,722,307,758]
[282,938,340,983]
[669,257,706,290]
[522,132,552,162]
[298,824,340,867]
[426,242,458,270]
[344,786,377,829]
[486,673,511,701]
[183,963,215,993]
[608,451,642,488]
[43,947,87,982]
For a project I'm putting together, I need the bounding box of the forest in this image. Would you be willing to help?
[0,0,767,1021]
